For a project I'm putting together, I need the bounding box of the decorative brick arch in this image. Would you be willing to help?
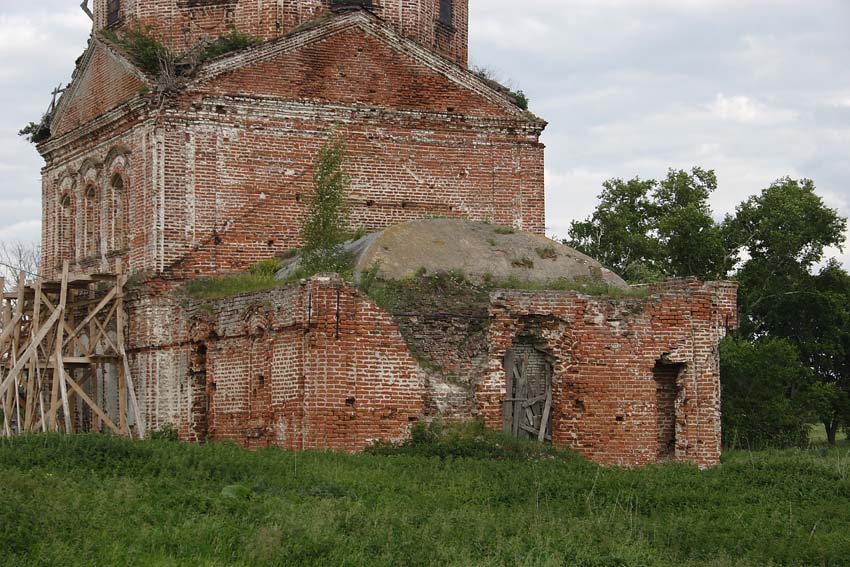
[79,161,103,263]
[105,148,131,253]
[57,176,77,266]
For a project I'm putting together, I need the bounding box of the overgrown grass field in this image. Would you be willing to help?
[1,432,849,566]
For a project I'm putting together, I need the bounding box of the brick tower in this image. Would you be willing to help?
[92,0,469,65]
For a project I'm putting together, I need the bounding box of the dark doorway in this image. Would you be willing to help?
[653,359,683,461]
[503,340,553,442]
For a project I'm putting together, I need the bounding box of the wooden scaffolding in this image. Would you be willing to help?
[0,261,145,438]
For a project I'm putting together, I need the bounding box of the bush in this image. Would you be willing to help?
[150,423,179,442]
[202,31,259,60]
[366,420,575,462]
[721,337,815,449]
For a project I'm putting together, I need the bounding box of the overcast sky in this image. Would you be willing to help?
[1,0,848,269]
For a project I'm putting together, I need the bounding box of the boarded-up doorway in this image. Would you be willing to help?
[653,359,683,461]
[503,340,554,442]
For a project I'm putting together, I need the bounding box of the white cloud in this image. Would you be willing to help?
[708,94,799,125]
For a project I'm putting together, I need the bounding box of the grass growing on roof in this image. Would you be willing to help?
[1,432,849,566]
[185,259,290,299]
[359,268,649,311]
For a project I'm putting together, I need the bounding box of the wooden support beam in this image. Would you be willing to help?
[63,287,117,350]
[62,369,122,436]
[538,386,552,443]
[12,273,26,433]
[55,262,72,433]
[116,263,145,439]
[0,306,62,403]
[24,278,43,431]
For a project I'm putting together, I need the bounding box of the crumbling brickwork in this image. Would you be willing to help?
[130,276,427,450]
[92,0,469,65]
[39,9,543,280]
[125,276,736,467]
[479,279,738,468]
[34,2,736,468]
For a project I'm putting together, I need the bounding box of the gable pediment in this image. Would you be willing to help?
[50,40,151,139]
[189,11,535,121]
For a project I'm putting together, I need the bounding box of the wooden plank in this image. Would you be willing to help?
[25,278,43,431]
[0,311,24,352]
[91,308,119,354]
[523,394,547,408]
[62,287,117,350]
[0,307,62,402]
[115,262,145,438]
[39,292,87,355]
[538,379,553,443]
[520,423,551,441]
[512,357,526,437]
[61,369,122,435]
[12,273,26,433]
[56,262,72,433]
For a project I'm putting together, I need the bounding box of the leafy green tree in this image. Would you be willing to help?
[720,337,814,448]
[724,177,847,337]
[301,138,352,274]
[568,177,662,281]
[567,167,727,282]
[655,168,728,279]
[724,178,848,444]
[780,262,850,444]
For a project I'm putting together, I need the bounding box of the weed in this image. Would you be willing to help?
[18,119,50,144]
[511,257,535,269]
[494,226,515,235]
[202,31,259,60]
[186,260,289,299]
[102,27,171,76]
[280,248,300,260]
[535,246,558,260]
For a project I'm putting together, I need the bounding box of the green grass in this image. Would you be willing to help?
[186,259,293,300]
[809,424,848,446]
[2,432,849,566]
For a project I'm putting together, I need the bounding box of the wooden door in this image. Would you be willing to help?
[503,347,553,442]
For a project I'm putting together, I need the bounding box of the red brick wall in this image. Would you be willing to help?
[481,280,738,469]
[176,276,427,450]
[39,15,544,280]
[123,276,735,467]
[95,0,469,65]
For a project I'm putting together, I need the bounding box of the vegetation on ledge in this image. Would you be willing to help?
[18,118,51,144]
[186,259,289,300]
[101,27,259,80]
[358,267,648,315]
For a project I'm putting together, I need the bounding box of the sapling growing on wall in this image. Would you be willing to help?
[301,137,352,274]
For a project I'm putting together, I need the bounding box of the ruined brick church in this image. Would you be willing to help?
[32,0,736,467]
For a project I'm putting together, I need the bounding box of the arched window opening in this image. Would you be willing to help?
[84,185,100,258]
[111,174,127,251]
[107,0,121,28]
[60,194,75,262]
[439,0,453,26]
